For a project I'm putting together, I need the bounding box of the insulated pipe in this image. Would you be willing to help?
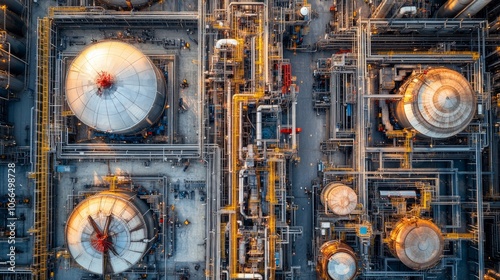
[264,227,268,280]
[256,105,279,146]
[436,0,473,18]
[490,16,500,32]
[455,0,492,18]
[291,86,297,149]
[233,273,263,279]
[238,170,245,212]
[251,36,255,91]
[239,102,243,161]
[227,80,232,173]
[215,39,238,49]
[371,0,396,18]
[238,239,247,265]
[395,6,417,18]
[0,0,25,15]
[238,169,257,219]
[379,100,393,131]
[264,4,269,86]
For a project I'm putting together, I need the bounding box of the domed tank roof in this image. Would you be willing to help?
[65,41,166,134]
[300,7,309,16]
[321,183,357,215]
[327,252,357,280]
[317,240,357,280]
[395,68,476,138]
[388,217,444,270]
[65,190,157,275]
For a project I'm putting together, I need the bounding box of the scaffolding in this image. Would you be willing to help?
[30,17,51,280]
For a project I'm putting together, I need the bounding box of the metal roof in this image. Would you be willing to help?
[66,191,156,274]
[396,68,476,138]
[65,40,165,134]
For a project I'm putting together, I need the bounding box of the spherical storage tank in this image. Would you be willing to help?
[321,183,357,215]
[65,41,166,134]
[317,240,358,280]
[395,68,476,138]
[65,191,157,275]
[388,217,444,270]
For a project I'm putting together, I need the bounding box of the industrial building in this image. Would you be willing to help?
[0,0,499,279]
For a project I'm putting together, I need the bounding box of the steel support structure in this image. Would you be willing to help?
[31,17,52,280]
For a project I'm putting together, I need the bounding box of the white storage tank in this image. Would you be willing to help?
[320,183,357,215]
[65,190,157,275]
[388,217,444,270]
[395,68,476,138]
[317,240,358,280]
[65,41,166,134]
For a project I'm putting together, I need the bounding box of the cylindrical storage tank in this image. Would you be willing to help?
[0,71,23,92]
[66,190,157,275]
[0,30,26,57]
[435,0,473,18]
[65,41,166,134]
[97,0,153,8]
[394,68,476,138]
[0,51,24,74]
[321,183,357,215]
[0,8,26,36]
[0,0,25,15]
[317,240,357,280]
[455,0,492,18]
[388,217,444,270]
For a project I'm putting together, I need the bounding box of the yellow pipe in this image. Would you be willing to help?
[228,3,266,277]
[229,93,263,277]
[267,160,277,279]
[33,17,51,280]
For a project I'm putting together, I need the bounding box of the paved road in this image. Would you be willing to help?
[287,50,326,278]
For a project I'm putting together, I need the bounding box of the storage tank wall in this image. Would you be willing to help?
[0,71,23,92]
[0,52,24,74]
[0,9,26,36]
[320,182,357,215]
[97,0,153,8]
[317,240,358,280]
[0,30,26,57]
[388,217,444,270]
[0,0,25,15]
